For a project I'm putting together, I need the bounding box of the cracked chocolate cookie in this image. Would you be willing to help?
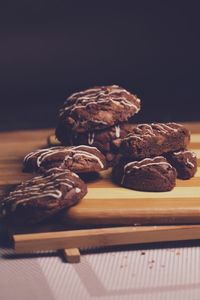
[23,145,107,174]
[165,150,197,179]
[56,85,141,133]
[120,123,190,160]
[112,156,177,192]
[0,167,87,224]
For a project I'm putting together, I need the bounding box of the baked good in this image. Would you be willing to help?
[120,123,190,160]
[56,122,135,149]
[55,122,136,167]
[23,145,107,173]
[0,167,87,224]
[165,150,197,179]
[56,85,141,133]
[112,156,177,192]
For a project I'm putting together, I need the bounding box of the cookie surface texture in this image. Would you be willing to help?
[112,156,177,192]
[23,145,107,173]
[0,168,87,224]
[57,85,141,133]
[120,123,190,159]
[165,150,197,179]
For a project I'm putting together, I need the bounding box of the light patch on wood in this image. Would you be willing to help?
[190,149,200,159]
[85,187,200,200]
[196,167,200,177]
[190,134,200,143]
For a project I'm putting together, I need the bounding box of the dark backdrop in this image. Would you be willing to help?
[1,0,200,131]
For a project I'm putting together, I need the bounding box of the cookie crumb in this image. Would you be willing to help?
[148,259,155,264]
[149,265,153,269]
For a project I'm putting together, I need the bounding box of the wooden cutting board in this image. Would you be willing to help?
[0,123,200,228]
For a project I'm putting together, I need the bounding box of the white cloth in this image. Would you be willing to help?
[1,242,200,300]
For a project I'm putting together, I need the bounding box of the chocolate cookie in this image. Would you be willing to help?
[120,123,190,160]
[57,85,141,133]
[0,167,87,224]
[23,145,107,173]
[112,156,177,192]
[56,122,135,148]
[56,123,136,167]
[165,150,197,179]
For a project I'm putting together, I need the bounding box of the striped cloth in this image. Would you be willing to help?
[1,241,200,300]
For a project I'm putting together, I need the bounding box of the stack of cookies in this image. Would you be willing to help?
[55,85,141,165]
[0,145,108,224]
[112,123,197,191]
[0,85,198,225]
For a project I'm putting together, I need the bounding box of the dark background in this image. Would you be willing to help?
[1,1,200,131]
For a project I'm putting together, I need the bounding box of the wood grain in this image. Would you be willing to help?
[62,248,80,263]
[13,225,200,253]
